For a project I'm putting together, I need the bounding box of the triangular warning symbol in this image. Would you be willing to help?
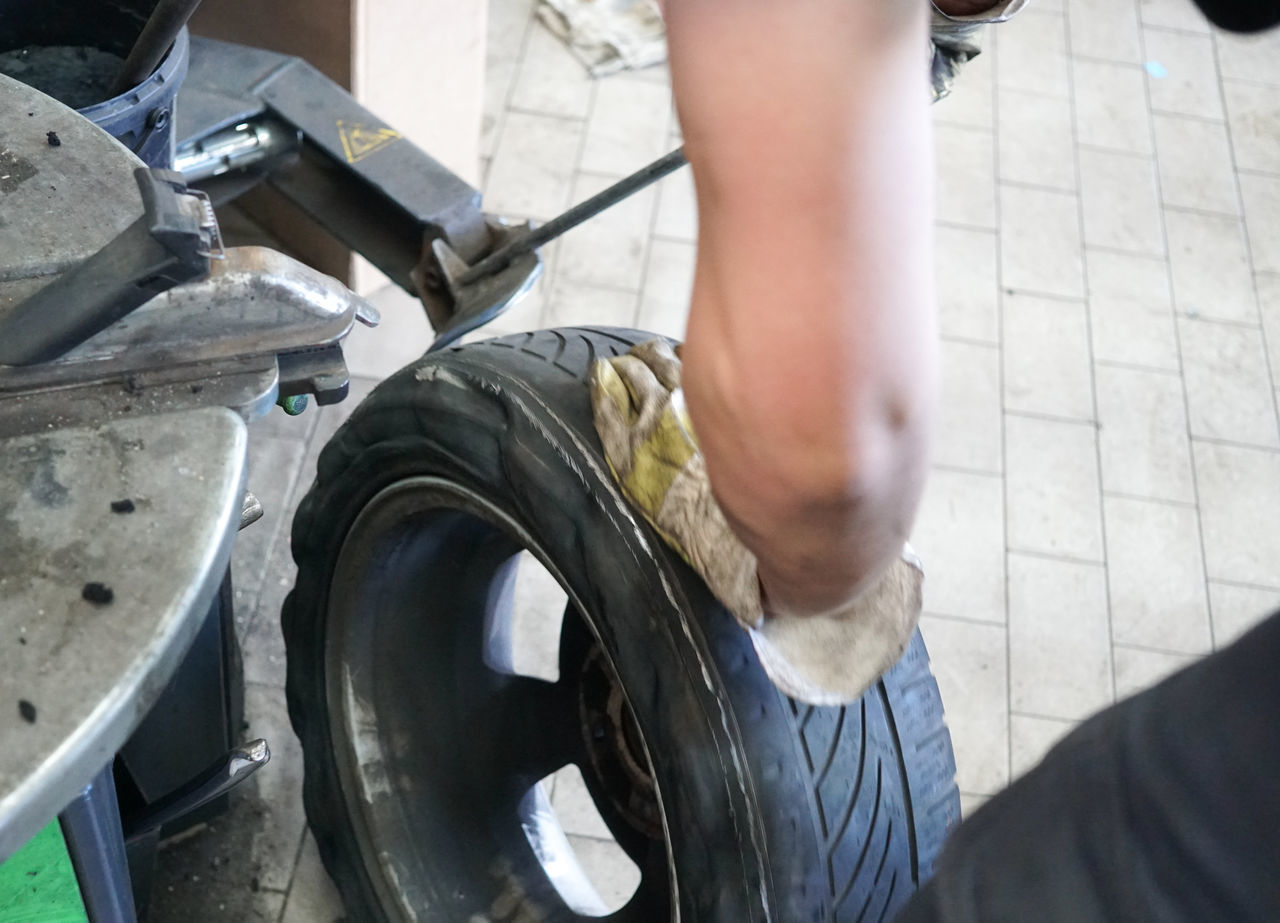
[336,120,401,164]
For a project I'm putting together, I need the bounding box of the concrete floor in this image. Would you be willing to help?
[150,0,1280,918]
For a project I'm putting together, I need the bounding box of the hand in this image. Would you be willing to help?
[591,340,924,705]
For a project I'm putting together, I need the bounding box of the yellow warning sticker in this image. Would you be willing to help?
[336,120,401,164]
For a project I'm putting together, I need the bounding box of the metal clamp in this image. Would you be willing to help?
[0,168,220,367]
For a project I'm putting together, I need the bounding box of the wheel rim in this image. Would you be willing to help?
[324,476,676,922]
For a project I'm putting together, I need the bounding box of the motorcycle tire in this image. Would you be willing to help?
[283,326,960,922]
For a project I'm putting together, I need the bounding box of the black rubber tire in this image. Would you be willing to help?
[283,327,960,922]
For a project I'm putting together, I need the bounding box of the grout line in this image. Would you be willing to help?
[1036,0,1112,725]
[1070,53,1145,70]
[1006,546,1107,568]
[988,23,1015,793]
[1176,313,1263,331]
[1003,407,1096,426]
[1007,709,1076,725]
[1084,242,1168,261]
[931,462,1004,479]
[1158,201,1242,221]
[940,333,1001,349]
[1206,576,1280,595]
[1075,143,1155,162]
[1137,13,1219,659]
[1148,108,1227,127]
[274,827,313,922]
[631,77,677,331]
[1139,21,1213,39]
[1001,288,1087,305]
[1102,490,1198,510]
[505,105,590,124]
[936,217,999,235]
[1188,433,1280,454]
[999,178,1079,197]
[1110,640,1206,658]
[921,611,1008,629]
[1094,358,1183,376]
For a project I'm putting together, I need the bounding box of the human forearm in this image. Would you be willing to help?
[670,0,938,616]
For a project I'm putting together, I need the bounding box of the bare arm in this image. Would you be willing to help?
[665,1,939,618]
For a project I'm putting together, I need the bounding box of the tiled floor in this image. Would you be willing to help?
[152,0,1280,917]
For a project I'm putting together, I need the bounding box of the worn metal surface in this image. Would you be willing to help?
[59,764,136,923]
[176,37,490,281]
[0,74,145,315]
[0,409,247,863]
[0,168,219,366]
[0,246,368,394]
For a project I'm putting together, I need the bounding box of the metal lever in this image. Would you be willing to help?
[0,168,221,367]
[123,739,270,841]
[423,147,687,351]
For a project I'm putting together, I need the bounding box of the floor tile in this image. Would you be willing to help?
[1259,273,1280,384]
[564,835,641,909]
[1104,495,1211,653]
[579,76,672,176]
[541,277,639,329]
[1208,580,1280,647]
[1164,209,1259,324]
[936,340,1003,474]
[1006,414,1104,561]
[635,237,695,339]
[280,832,345,923]
[997,89,1076,191]
[996,9,1070,98]
[556,172,657,290]
[484,110,584,219]
[241,684,309,892]
[1143,28,1225,120]
[912,469,1006,624]
[342,284,434,381]
[510,20,595,119]
[1072,60,1153,156]
[234,434,307,623]
[1067,0,1142,62]
[1152,114,1239,215]
[551,764,614,839]
[1008,553,1113,720]
[1138,0,1212,32]
[919,616,1010,795]
[1087,250,1180,371]
[959,793,990,819]
[1194,440,1280,588]
[1000,184,1085,299]
[484,274,549,336]
[482,0,533,158]
[1079,149,1164,256]
[1095,364,1195,503]
[240,535,295,687]
[1112,645,1198,699]
[1214,29,1280,87]
[1223,79,1280,175]
[653,166,697,242]
[1179,318,1278,448]
[935,36,994,132]
[1240,171,1280,275]
[506,551,568,682]
[936,125,997,229]
[936,225,1000,344]
[1009,713,1075,780]
[1003,293,1094,420]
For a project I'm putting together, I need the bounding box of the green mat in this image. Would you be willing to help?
[0,821,89,922]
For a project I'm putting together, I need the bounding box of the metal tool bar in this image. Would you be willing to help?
[456,147,688,287]
[59,765,137,923]
[108,0,204,96]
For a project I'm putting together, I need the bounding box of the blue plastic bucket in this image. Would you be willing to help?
[77,27,189,168]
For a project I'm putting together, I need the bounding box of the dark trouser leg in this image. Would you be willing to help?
[898,609,1280,922]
